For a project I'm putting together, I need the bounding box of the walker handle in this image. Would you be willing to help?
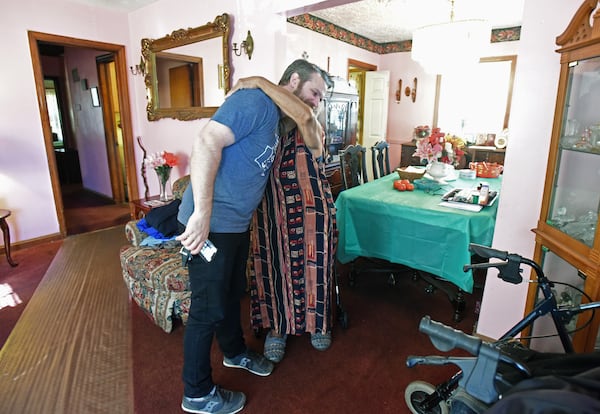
[419,316,482,356]
[468,243,509,260]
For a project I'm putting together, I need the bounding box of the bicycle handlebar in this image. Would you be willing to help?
[419,315,482,355]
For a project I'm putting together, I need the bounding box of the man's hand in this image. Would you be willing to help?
[176,211,209,255]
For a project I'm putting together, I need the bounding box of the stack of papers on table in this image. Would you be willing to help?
[439,188,499,212]
[439,201,483,212]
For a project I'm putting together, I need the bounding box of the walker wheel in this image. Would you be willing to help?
[405,380,449,414]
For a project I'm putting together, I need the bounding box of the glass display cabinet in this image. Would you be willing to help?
[528,0,600,352]
[319,76,359,198]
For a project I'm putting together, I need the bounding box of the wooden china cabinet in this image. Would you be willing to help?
[527,0,600,353]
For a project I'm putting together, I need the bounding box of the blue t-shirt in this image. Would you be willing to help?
[178,89,280,232]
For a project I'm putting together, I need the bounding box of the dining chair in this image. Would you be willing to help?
[370,140,391,179]
[339,144,368,190]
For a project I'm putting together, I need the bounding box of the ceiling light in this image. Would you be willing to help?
[411,0,490,75]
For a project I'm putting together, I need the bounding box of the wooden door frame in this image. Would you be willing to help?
[28,31,138,237]
[347,59,378,146]
[97,56,126,203]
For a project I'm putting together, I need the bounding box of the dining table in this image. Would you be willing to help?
[335,172,502,320]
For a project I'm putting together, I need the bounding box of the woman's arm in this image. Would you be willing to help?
[228,76,323,157]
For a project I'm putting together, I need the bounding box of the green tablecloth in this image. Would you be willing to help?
[335,173,502,292]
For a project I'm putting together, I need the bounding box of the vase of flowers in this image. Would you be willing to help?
[413,127,445,165]
[144,151,179,201]
[427,160,448,180]
[413,128,466,170]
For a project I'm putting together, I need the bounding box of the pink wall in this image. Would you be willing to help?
[0,0,130,241]
[64,47,113,197]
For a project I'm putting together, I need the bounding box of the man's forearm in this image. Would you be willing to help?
[189,135,218,220]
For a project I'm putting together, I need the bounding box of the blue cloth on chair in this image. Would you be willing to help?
[137,199,182,238]
[136,218,166,239]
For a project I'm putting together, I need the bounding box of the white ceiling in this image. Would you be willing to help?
[309,0,525,43]
[69,0,159,11]
[69,0,525,43]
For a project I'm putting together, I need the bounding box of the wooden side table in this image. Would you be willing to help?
[130,197,174,219]
[0,209,18,267]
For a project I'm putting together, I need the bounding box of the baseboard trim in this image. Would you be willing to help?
[9,233,63,251]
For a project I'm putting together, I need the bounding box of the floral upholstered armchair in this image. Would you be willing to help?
[119,175,191,333]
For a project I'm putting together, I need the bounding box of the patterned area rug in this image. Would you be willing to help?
[0,226,131,413]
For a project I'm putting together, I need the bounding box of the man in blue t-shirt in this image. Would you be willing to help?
[177,59,328,414]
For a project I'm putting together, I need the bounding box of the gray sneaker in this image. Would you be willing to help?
[223,349,274,377]
[181,386,246,414]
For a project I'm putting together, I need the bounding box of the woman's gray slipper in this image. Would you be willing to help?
[264,331,287,363]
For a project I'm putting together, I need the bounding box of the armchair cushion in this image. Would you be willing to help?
[120,244,190,332]
[120,175,191,332]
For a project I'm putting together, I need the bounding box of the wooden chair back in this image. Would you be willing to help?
[371,141,391,179]
[339,144,368,190]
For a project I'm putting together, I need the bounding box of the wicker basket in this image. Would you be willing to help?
[469,162,503,178]
[396,167,426,182]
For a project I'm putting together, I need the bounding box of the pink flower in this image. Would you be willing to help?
[144,151,178,169]
[413,128,444,164]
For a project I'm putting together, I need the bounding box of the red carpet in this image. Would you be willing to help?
[1,209,482,413]
[131,270,480,413]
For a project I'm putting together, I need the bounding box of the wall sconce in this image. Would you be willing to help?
[233,30,254,60]
[395,79,402,103]
[130,56,146,76]
[404,77,417,103]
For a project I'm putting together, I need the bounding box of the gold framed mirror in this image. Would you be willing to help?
[142,13,231,121]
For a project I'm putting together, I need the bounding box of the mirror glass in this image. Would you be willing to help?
[142,13,231,121]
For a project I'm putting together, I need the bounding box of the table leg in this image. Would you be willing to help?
[0,217,18,267]
[452,290,466,323]
[416,270,465,322]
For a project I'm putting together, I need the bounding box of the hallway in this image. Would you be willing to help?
[62,184,130,235]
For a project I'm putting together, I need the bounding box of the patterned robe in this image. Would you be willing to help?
[249,128,337,335]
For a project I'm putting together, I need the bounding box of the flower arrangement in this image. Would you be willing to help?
[145,151,178,172]
[413,128,466,168]
[144,151,178,201]
[441,135,466,168]
[413,127,445,164]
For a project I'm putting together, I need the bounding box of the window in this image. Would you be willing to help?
[44,78,65,148]
[434,55,516,143]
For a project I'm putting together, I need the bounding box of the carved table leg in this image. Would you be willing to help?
[0,216,18,267]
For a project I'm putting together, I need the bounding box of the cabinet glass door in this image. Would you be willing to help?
[547,56,600,247]
[529,248,588,353]
[320,97,358,164]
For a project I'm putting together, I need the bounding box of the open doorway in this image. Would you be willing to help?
[28,31,138,236]
[347,58,377,145]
